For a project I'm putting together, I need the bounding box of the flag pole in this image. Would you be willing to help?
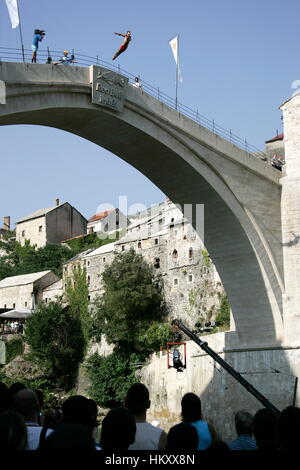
[175,34,179,110]
[16,0,25,62]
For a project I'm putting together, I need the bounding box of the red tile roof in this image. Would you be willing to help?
[61,234,87,243]
[265,133,284,143]
[88,209,115,223]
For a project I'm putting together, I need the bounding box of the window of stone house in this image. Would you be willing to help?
[64,267,67,273]
[202,266,208,275]
[4,304,6,308]
[22,230,25,237]
[122,245,125,251]
[104,223,108,232]
[13,303,15,308]
[87,276,90,285]
[154,258,160,269]
[173,278,178,286]
[25,301,28,307]
[103,257,106,263]
[187,274,194,283]
[39,225,42,233]
[137,242,141,249]
[172,249,178,259]
[189,248,193,259]
[87,261,90,266]
[154,238,159,245]
[88,296,90,302]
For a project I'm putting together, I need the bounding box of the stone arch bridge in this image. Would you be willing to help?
[0,61,296,350]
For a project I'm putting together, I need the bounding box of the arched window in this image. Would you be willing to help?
[138,241,142,248]
[87,275,90,285]
[172,249,178,259]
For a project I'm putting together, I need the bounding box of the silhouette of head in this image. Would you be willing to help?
[125,383,150,416]
[62,395,95,431]
[12,389,39,422]
[100,407,136,451]
[181,393,202,422]
[166,422,199,450]
[234,410,253,436]
[279,406,300,450]
[253,408,278,450]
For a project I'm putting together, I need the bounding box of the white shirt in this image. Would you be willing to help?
[128,421,163,450]
[25,424,53,450]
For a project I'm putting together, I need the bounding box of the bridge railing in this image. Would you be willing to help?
[0,46,269,163]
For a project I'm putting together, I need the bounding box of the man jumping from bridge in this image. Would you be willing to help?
[112,31,132,60]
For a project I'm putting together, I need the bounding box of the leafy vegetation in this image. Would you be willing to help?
[0,240,75,280]
[5,336,24,363]
[90,248,168,351]
[86,351,140,407]
[24,301,86,390]
[216,295,230,327]
[63,232,121,256]
[201,249,211,267]
[64,265,91,344]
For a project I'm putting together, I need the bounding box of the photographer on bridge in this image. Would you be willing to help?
[31,29,45,63]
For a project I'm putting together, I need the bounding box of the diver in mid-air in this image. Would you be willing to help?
[112,30,132,60]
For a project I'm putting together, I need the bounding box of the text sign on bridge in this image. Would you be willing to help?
[91,65,128,112]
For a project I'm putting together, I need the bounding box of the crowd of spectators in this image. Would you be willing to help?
[0,320,24,335]
[0,379,298,451]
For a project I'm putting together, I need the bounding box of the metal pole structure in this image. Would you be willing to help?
[16,0,25,62]
[171,319,281,415]
[175,34,179,111]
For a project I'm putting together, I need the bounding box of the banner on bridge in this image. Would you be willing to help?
[90,66,128,112]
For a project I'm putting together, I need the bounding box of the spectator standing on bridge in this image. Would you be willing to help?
[132,77,142,89]
[31,29,44,63]
[112,31,132,61]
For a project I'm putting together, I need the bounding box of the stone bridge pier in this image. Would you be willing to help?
[280,93,300,345]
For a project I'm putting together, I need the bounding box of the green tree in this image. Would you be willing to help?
[86,351,139,407]
[216,295,230,327]
[25,301,85,390]
[64,265,91,343]
[0,240,76,281]
[91,248,167,351]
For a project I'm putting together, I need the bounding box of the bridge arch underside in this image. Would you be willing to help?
[0,87,283,347]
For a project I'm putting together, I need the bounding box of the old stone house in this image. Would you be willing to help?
[63,200,225,328]
[42,279,63,304]
[0,270,59,310]
[87,208,129,235]
[16,199,87,248]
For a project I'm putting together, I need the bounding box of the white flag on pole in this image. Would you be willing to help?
[5,0,20,29]
[169,35,182,83]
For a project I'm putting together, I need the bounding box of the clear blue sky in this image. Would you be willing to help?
[0,0,299,226]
